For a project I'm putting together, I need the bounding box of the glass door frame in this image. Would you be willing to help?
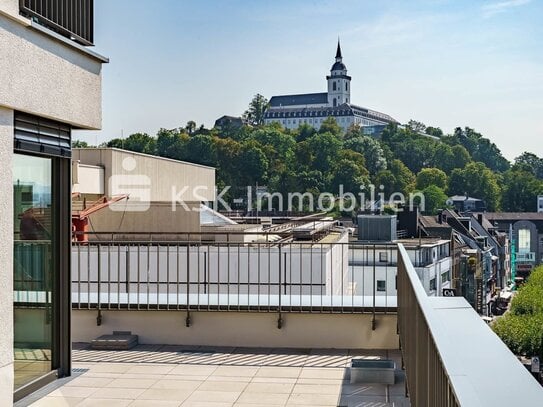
[13,150,72,401]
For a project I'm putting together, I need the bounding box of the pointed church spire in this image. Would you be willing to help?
[335,39,342,60]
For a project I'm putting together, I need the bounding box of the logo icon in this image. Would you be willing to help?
[109,156,151,211]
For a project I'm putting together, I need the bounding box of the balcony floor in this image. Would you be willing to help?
[23,345,410,407]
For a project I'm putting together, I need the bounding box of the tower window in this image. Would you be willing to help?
[333,98,337,107]
[333,82,336,91]
[346,82,348,91]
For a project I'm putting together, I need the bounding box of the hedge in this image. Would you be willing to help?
[492,266,543,358]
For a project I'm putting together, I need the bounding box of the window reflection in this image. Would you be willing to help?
[13,154,53,390]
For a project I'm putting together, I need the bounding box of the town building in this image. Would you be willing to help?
[214,115,245,130]
[263,41,398,133]
[485,212,543,280]
[446,195,487,212]
[1,0,106,402]
[72,147,215,240]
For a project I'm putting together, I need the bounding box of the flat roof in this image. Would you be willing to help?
[74,147,216,171]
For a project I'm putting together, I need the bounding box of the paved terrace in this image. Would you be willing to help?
[20,345,409,407]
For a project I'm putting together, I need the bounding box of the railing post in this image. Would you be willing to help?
[186,242,191,327]
[372,244,376,330]
[278,244,283,329]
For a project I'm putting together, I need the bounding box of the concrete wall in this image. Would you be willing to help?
[72,310,399,350]
[73,164,105,195]
[0,106,13,406]
[0,0,25,22]
[73,148,216,202]
[0,11,103,129]
[87,202,201,238]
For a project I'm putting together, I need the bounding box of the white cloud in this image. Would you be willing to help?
[482,0,532,18]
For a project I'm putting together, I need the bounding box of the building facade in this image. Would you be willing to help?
[263,41,397,132]
[0,0,106,402]
[486,212,543,280]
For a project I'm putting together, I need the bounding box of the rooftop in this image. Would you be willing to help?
[485,212,543,221]
[20,346,408,407]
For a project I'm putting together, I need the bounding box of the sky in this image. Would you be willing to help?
[74,0,543,161]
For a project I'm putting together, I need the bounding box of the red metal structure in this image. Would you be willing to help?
[72,195,128,242]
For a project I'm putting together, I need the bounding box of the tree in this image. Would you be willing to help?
[107,132,157,155]
[389,159,415,194]
[447,127,509,172]
[215,137,241,187]
[183,134,217,166]
[492,266,543,359]
[318,117,342,137]
[344,135,387,175]
[450,145,471,170]
[425,126,443,138]
[185,120,197,135]
[502,170,543,212]
[295,123,317,142]
[416,168,448,191]
[243,94,269,126]
[448,162,502,211]
[306,132,343,174]
[156,128,189,160]
[72,140,89,148]
[406,120,426,133]
[420,185,448,215]
[513,152,543,179]
[374,159,415,196]
[238,141,269,185]
[331,158,369,194]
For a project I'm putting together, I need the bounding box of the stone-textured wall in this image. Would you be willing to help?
[0,106,14,406]
[0,14,103,129]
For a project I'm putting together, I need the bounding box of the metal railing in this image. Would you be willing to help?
[397,243,460,406]
[20,0,94,45]
[397,243,543,406]
[71,238,398,317]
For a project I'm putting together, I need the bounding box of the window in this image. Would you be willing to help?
[430,278,437,291]
[333,82,336,91]
[333,98,337,107]
[441,271,450,284]
[518,228,531,253]
[379,252,388,262]
[376,280,386,292]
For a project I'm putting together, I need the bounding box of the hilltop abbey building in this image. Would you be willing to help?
[264,41,397,133]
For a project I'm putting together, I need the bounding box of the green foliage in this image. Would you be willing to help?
[492,267,543,358]
[493,313,543,358]
[318,116,342,137]
[344,134,387,175]
[420,185,448,215]
[243,94,269,126]
[416,168,448,191]
[72,140,89,148]
[449,162,502,211]
[107,132,157,155]
[513,152,543,179]
[447,127,510,172]
[502,169,543,212]
[374,159,415,196]
[97,95,543,213]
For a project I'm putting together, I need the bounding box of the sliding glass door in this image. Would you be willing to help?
[13,154,54,390]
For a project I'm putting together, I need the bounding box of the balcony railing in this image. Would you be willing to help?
[516,251,535,263]
[397,244,543,406]
[19,0,94,45]
[71,239,398,317]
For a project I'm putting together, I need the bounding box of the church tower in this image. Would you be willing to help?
[327,40,351,107]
